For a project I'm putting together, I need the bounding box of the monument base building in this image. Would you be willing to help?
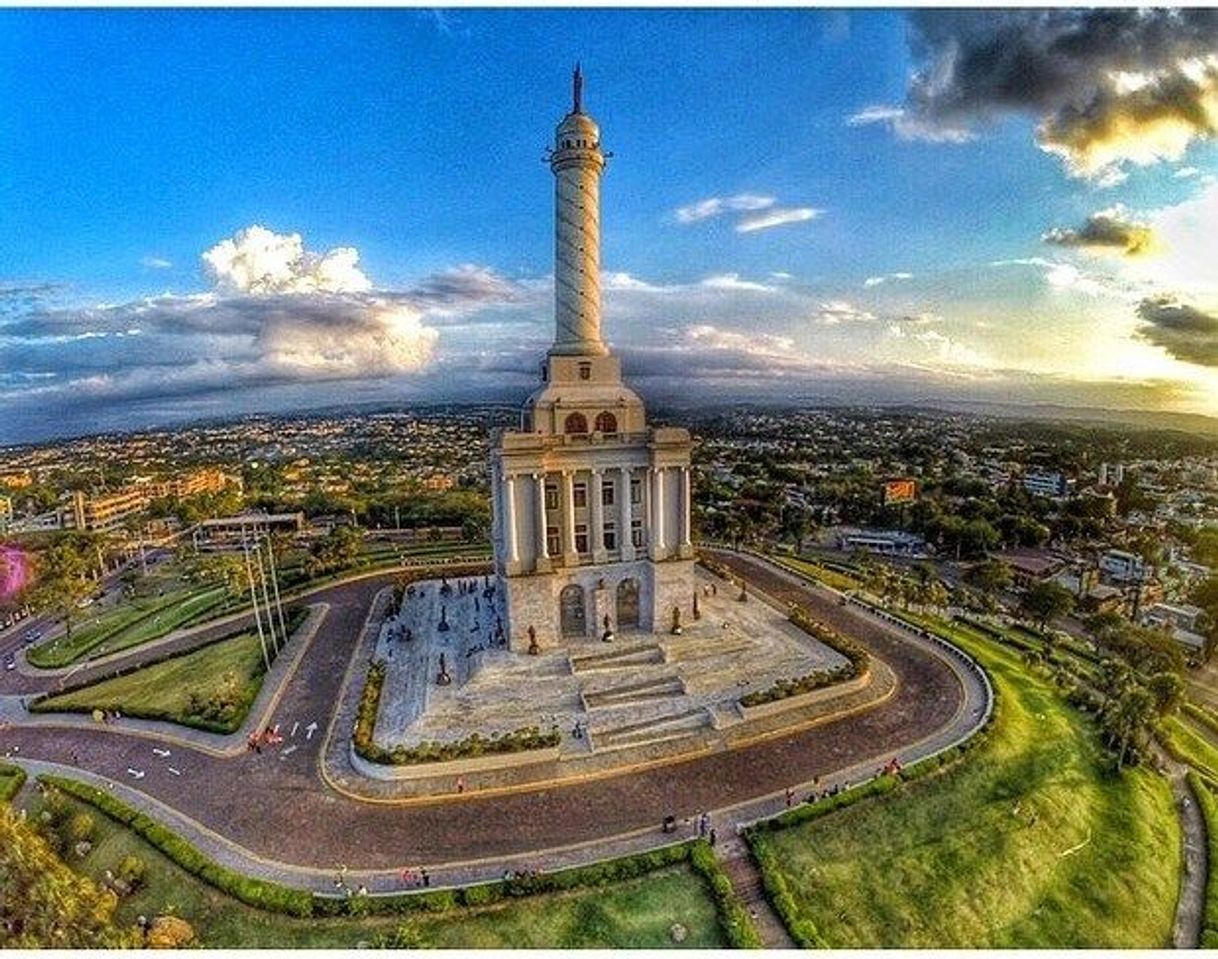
[491,69,695,652]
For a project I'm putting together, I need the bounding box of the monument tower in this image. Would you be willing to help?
[491,67,695,651]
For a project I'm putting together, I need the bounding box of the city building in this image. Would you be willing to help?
[69,468,241,532]
[1022,469,1071,499]
[993,548,1067,588]
[192,512,305,550]
[836,528,929,557]
[490,70,695,651]
[1099,548,1148,583]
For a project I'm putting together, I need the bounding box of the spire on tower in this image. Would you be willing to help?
[572,62,583,114]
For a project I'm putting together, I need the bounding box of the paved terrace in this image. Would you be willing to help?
[0,551,990,892]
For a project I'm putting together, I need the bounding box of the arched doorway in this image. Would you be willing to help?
[616,578,640,630]
[560,584,587,637]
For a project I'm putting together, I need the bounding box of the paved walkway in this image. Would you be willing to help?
[715,831,794,948]
[2,550,992,903]
[1157,745,1208,950]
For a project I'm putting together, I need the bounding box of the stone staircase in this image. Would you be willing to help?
[569,641,664,673]
[587,705,713,751]
[715,834,796,949]
[581,674,685,709]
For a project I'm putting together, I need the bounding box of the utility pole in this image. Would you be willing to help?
[264,533,288,645]
[253,541,279,657]
[242,539,271,672]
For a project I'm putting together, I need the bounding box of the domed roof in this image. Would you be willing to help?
[556,111,599,139]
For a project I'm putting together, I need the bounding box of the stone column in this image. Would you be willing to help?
[651,466,666,558]
[619,465,634,561]
[591,468,606,563]
[681,466,693,551]
[504,473,519,567]
[533,472,550,572]
[562,469,578,564]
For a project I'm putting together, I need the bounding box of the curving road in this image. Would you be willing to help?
[2,551,989,882]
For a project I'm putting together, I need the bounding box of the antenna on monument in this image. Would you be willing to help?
[573,62,583,114]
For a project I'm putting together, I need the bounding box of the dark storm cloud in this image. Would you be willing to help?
[1136,295,1218,366]
[1042,205,1156,256]
[862,9,1218,179]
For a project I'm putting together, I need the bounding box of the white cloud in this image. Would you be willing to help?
[674,194,775,224]
[698,273,777,293]
[141,256,172,270]
[202,225,372,295]
[1174,166,1201,179]
[864,271,914,287]
[847,105,975,144]
[736,207,822,233]
[813,300,876,325]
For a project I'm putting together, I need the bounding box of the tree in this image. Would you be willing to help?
[965,560,1013,597]
[29,536,96,640]
[1019,581,1075,631]
[1104,684,1157,769]
[0,806,139,947]
[304,525,363,578]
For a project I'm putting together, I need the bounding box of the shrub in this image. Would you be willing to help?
[0,762,27,803]
[688,840,764,949]
[116,854,147,890]
[1188,771,1218,945]
[38,776,314,918]
[66,810,96,844]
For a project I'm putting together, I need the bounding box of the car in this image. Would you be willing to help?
[4,657,15,671]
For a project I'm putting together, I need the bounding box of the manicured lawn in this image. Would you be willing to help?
[28,586,229,668]
[0,762,26,802]
[781,556,861,592]
[36,631,269,733]
[1162,716,1218,782]
[41,793,723,948]
[751,624,1181,948]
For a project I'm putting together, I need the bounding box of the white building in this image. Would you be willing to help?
[1023,470,1071,499]
[490,69,695,652]
[1100,548,1147,583]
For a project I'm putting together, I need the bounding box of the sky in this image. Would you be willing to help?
[2,7,1218,444]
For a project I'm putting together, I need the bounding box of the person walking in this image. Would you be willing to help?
[785,786,795,808]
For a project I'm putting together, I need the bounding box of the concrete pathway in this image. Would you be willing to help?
[1157,745,1208,950]
[715,832,795,949]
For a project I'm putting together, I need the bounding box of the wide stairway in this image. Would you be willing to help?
[571,640,714,752]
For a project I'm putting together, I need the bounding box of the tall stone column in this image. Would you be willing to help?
[681,466,693,552]
[533,472,551,572]
[590,468,606,562]
[651,466,666,559]
[562,469,578,564]
[618,465,634,561]
[504,473,519,568]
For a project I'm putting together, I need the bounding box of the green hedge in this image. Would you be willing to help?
[39,775,315,917]
[0,762,27,802]
[1188,772,1218,948]
[688,840,765,949]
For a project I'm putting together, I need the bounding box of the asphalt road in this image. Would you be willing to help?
[2,552,978,869]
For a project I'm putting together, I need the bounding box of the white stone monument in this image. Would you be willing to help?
[490,67,695,652]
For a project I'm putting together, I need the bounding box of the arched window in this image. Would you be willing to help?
[564,412,588,434]
[594,411,618,434]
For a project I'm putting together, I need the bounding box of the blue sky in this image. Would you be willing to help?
[2,8,1217,443]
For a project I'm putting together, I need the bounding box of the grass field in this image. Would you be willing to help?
[780,556,861,592]
[28,585,230,669]
[1162,715,1218,782]
[751,622,1181,948]
[36,631,270,733]
[38,792,722,948]
[0,763,26,803]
